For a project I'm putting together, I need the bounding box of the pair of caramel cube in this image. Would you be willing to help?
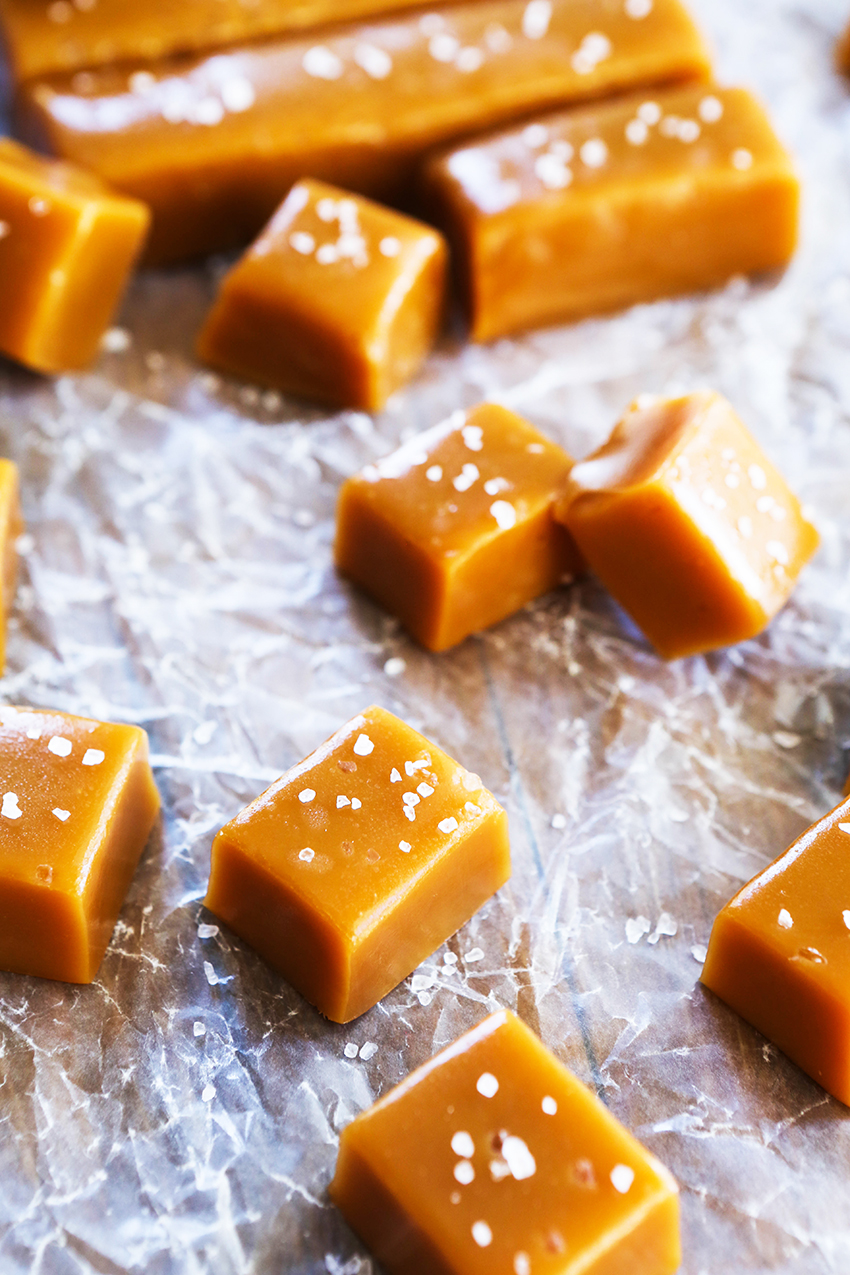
[337,392,818,660]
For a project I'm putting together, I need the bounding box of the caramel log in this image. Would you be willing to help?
[331,1009,681,1275]
[0,706,160,983]
[423,84,798,340]
[205,706,510,1022]
[0,136,149,372]
[702,796,850,1106]
[197,179,447,410]
[0,0,443,84]
[17,0,712,264]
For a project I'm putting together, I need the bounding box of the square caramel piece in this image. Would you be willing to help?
[205,705,510,1023]
[702,797,850,1106]
[330,1009,681,1275]
[0,137,150,374]
[0,706,160,984]
[554,391,819,659]
[196,179,447,410]
[335,402,584,651]
[423,84,798,340]
[0,459,24,674]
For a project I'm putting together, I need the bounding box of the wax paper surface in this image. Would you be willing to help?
[2,1,850,1270]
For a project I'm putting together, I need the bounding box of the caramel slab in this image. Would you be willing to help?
[423,84,797,340]
[0,137,149,373]
[336,402,584,651]
[205,706,510,1022]
[197,179,447,410]
[18,0,711,263]
[702,797,850,1106]
[0,460,23,674]
[0,706,160,983]
[554,391,818,659]
[331,1009,681,1275]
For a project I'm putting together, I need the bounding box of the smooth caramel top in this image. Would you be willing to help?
[0,706,154,897]
[216,706,503,941]
[346,402,575,564]
[335,1009,679,1271]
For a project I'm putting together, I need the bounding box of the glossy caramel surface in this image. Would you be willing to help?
[0,705,160,983]
[0,136,150,373]
[336,402,583,651]
[331,1009,681,1275]
[18,0,711,263]
[205,705,510,1022]
[703,797,850,1106]
[197,179,447,410]
[0,459,23,673]
[556,391,819,658]
[424,84,798,340]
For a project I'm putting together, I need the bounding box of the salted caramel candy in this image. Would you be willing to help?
[554,391,818,659]
[0,706,160,984]
[331,1009,681,1275]
[197,180,447,410]
[0,137,149,373]
[423,84,798,340]
[336,402,584,651]
[0,461,24,675]
[205,706,510,1023]
[18,0,711,264]
[702,796,850,1107]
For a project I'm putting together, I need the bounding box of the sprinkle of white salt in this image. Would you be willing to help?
[503,1136,536,1180]
[344,1042,359,1058]
[399,841,412,853]
[472,1221,493,1248]
[384,657,406,676]
[732,148,753,171]
[299,788,316,803]
[426,465,443,482]
[353,733,374,756]
[476,1072,499,1097]
[843,911,850,931]
[52,808,70,822]
[451,1131,475,1157]
[48,736,72,758]
[778,909,793,929]
[611,1164,635,1193]
[82,749,105,766]
[699,95,723,123]
[290,231,316,255]
[542,1095,557,1115]
[302,45,344,79]
[580,138,608,168]
[454,1160,475,1184]
[439,817,459,834]
[390,768,402,783]
[490,500,516,530]
[354,42,392,79]
[521,0,551,39]
[359,1042,378,1060]
[299,847,315,863]
[379,236,402,256]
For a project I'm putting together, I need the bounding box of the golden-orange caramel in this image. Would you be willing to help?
[0,460,24,674]
[423,84,799,341]
[0,137,149,373]
[331,1009,681,1275]
[17,0,711,264]
[555,391,819,659]
[197,179,447,411]
[702,796,850,1106]
[205,706,510,1023]
[838,21,850,73]
[336,402,584,652]
[0,706,160,983]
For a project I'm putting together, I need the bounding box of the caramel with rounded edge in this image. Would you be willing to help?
[703,796,850,1106]
[336,402,584,652]
[17,0,711,264]
[0,706,160,984]
[331,1009,681,1275]
[0,137,150,373]
[205,706,510,1023]
[423,84,799,341]
[555,391,819,659]
[197,179,447,411]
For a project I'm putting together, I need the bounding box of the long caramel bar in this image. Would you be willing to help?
[18,0,711,264]
[0,0,440,84]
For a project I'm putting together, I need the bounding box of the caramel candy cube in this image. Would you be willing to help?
[18,0,711,264]
[423,84,798,340]
[331,1009,681,1275]
[205,706,510,1022]
[0,706,160,984]
[336,402,584,651]
[0,138,149,374]
[197,180,447,411]
[702,797,850,1106]
[0,460,24,674]
[555,391,819,659]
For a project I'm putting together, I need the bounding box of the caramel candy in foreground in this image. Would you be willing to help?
[331,1009,681,1275]
[0,138,149,374]
[0,706,160,984]
[197,180,447,411]
[0,461,24,674]
[205,706,510,1022]
[555,392,819,659]
[336,403,584,651]
[702,797,850,1106]
[424,84,797,340]
[18,0,711,264]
